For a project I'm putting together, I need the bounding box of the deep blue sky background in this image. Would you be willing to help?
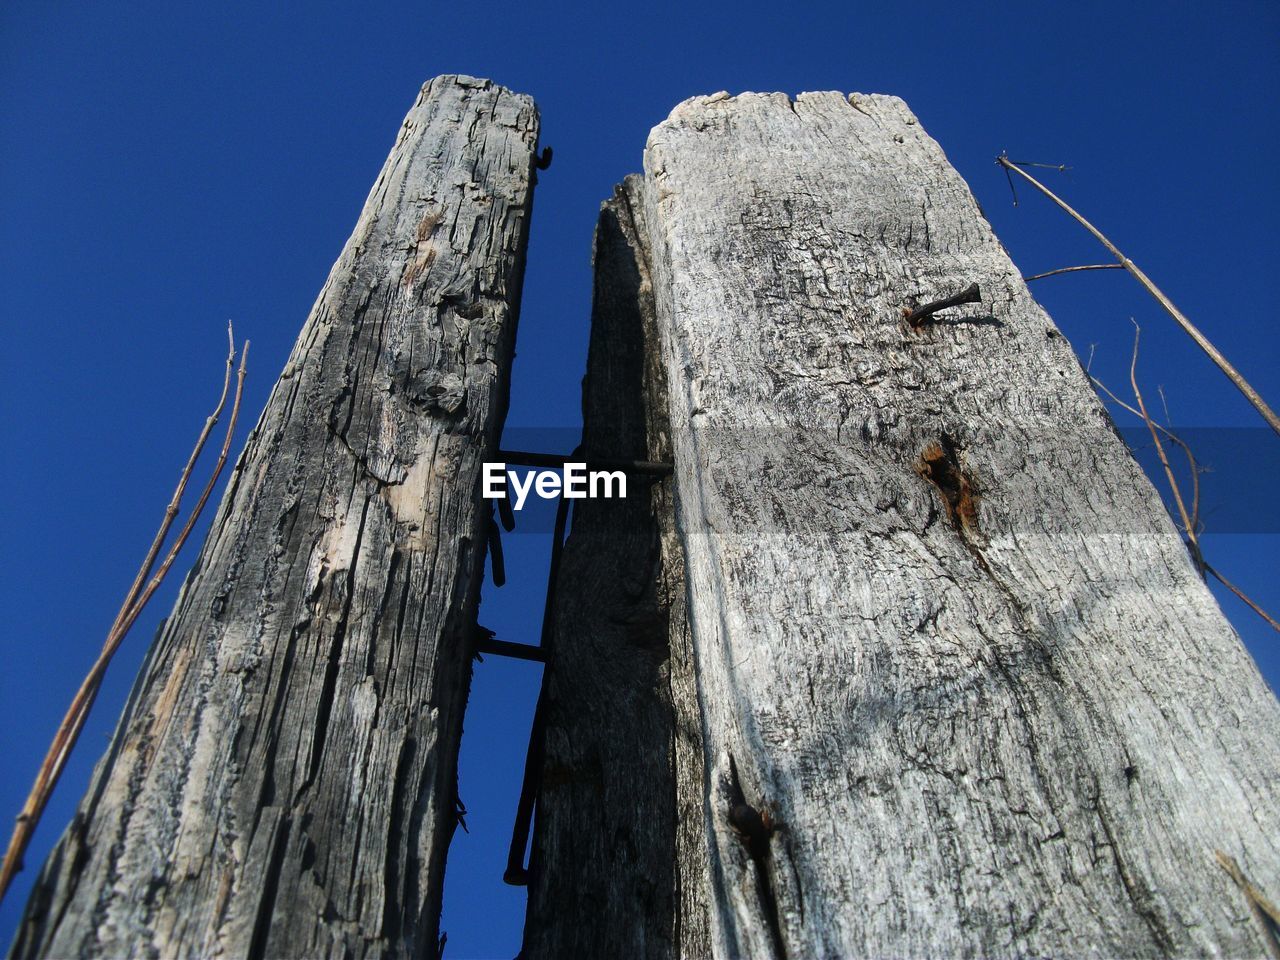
[2,2,1277,957]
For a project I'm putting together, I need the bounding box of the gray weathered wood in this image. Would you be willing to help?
[11,75,539,960]
[529,91,1280,957]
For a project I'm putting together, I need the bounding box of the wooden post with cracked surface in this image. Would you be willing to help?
[9,75,539,960]
[522,91,1280,958]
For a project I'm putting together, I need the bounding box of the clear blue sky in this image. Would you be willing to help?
[2,2,1277,957]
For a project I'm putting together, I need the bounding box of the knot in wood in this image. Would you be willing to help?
[396,368,465,416]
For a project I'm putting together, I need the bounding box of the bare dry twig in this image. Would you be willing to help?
[1126,322,1203,572]
[1215,850,1280,959]
[0,326,249,904]
[1023,264,1123,282]
[1203,564,1280,634]
[1089,339,1278,634]
[998,155,1280,437]
[1087,375,1202,539]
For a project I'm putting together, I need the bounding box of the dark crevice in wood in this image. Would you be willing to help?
[916,434,981,539]
[1094,799,1176,954]
[306,495,371,791]
[382,736,417,942]
[726,756,788,960]
[246,816,292,960]
[367,548,402,676]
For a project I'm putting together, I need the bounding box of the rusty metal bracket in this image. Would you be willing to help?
[478,443,667,885]
[472,627,548,664]
[486,506,506,587]
[496,489,516,532]
[501,447,577,887]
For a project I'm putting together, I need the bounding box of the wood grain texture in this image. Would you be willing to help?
[533,90,1280,958]
[11,75,539,960]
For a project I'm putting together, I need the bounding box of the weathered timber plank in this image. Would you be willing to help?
[11,75,539,960]
[521,182,711,959]
[535,90,1280,958]
[647,89,1280,958]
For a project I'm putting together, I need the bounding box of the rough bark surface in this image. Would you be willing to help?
[533,90,1280,958]
[521,184,712,959]
[11,75,539,960]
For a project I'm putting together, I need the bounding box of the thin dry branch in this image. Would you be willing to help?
[997,155,1280,437]
[114,342,248,645]
[1090,347,1279,635]
[0,330,249,905]
[1127,322,1203,572]
[1154,386,1198,530]
[1204,564,1280,634]
[1088,374,1202,538]
[1023,264,1123,282]
[107,324,236,641]
[1216,850,1280,959]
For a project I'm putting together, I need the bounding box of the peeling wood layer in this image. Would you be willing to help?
[11,75,539,960]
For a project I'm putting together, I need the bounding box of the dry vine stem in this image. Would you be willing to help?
[997,155,1280,437]
[1126,322,1203,572]
[1089,343,1279,634]
[1205,564,1280,633]
[1215,850,1280,959]
[0,325,249,904]
[1023,263,1123,282]
[1088,366,1201,541]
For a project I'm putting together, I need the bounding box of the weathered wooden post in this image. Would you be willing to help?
[11,75,539,959]
[524,92,1280,957]
[520,182,712,958]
